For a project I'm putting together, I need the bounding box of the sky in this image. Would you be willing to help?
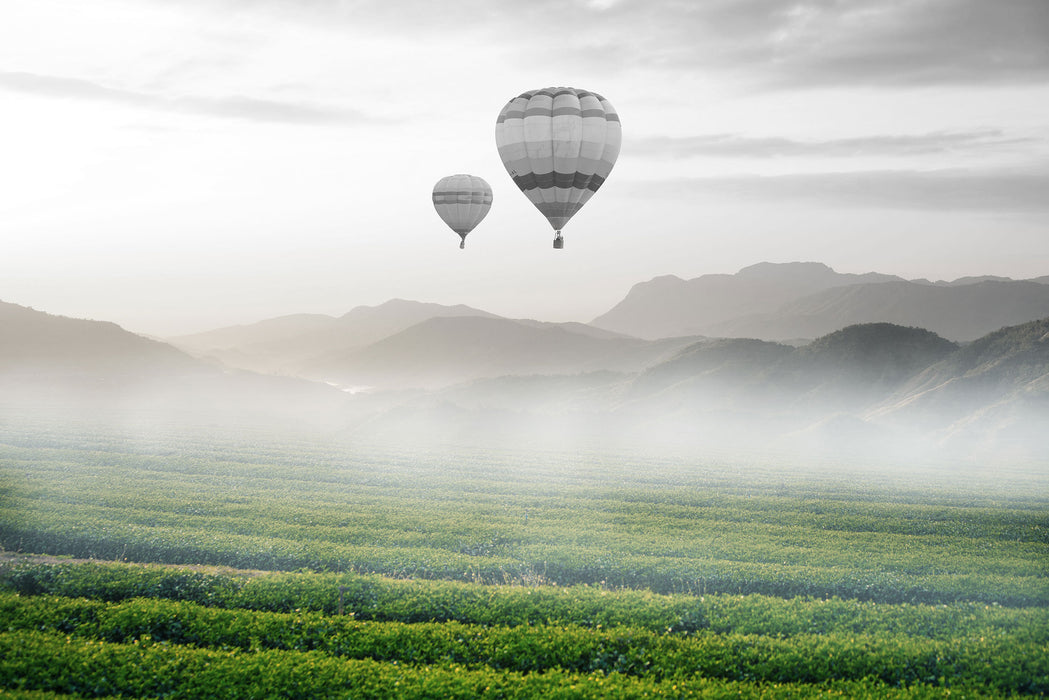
[2,0,1048,336]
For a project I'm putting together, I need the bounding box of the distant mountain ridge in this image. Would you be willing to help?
[0,300,199,376]
[169,298,700,388]
[707,280,1049,342]
[169,299,501,375]
[591,262,905,339]
[165,263,1049,379]
[591,262,1049,342]
[0,300,347,418]
[401,319,1046,458]
[618,322,960,418]
[301,315,697,389]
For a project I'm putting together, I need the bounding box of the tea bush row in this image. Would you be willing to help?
[6,562,1048,640]
[6,439,1046,609]
[5,520,1046,606]
[7,628,1020,699]
[3,592,1047,693]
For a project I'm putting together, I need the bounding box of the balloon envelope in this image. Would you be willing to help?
[495,87,621,242]
[432,174,493,248]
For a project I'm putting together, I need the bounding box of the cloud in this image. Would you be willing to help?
[132,1,1049,88]
[468,0,1049,88]
[766,0,1049,87]
[0,71,380,126]
[666,0,1049,87]
[634,165,1049,213]
[631,130,1040,160]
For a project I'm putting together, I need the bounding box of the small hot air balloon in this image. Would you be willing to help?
[495,87,621,249]
[432,174,493,249]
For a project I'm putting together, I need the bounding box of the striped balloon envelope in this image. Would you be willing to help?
[495,87,621,249]
[431,174,493,249]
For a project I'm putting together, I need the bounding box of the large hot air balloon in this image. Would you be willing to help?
[495,87,621,249]
[432,174,493,249]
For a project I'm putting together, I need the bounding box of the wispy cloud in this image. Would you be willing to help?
[486,0,1049,88]
[670,0,1049,87]
[755,0,1049,87]
[635,164,1049,213]
[0,71,381,126]
[631,130,1040,160]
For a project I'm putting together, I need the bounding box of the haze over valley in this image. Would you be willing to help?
[3,262,1047,464]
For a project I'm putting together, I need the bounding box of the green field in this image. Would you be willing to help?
[1,413,1047,697]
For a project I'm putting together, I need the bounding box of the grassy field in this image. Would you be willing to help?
[1,413,1047,697]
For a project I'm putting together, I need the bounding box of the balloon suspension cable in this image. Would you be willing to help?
[553,230,564,249]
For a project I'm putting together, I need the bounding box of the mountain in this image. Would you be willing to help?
[621,320,1043,458]
[168,299,502,375]
[708,280,1049,342]
[870,317,1049,437]
[591,262,904,339]
[792,322,958,386]
[781,323,959,415]
[0,300,349,420]
[626,337,793,402]
[618,323,958,420]
[593,263,1049,342]
[349,321,979,456]
[302,315,698,390]
[167,313,337,354]
[1,300,202,378]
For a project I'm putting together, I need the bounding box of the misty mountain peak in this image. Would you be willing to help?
[339,298,497,322]
[735,261,836,280]
[948,275,1014,286]
[629,274,687,292]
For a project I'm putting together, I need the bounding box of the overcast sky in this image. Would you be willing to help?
[2,0,1047,335]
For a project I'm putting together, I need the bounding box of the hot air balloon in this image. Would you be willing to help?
[495,87,621,249]
[431,174,493,249]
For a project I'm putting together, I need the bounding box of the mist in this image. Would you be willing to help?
[4,291,1046,474]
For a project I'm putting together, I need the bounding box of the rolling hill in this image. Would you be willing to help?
[618,322,959,419]
[1,300,203,379]
[359,320,1043,458]
[301,315,699,390]
[708,280,1049,342]
[0,300,349,419]
[869,317,1049,450]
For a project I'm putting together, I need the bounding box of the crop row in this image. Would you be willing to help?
[6,448,1046,602]
[4,592,1049,692]
[5,433,1046,609]
[5,561,1047,642]
[7,443,1045,546]
[5,629,1020,699]
[7,492,1043,581]
[5,520,1045,606]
